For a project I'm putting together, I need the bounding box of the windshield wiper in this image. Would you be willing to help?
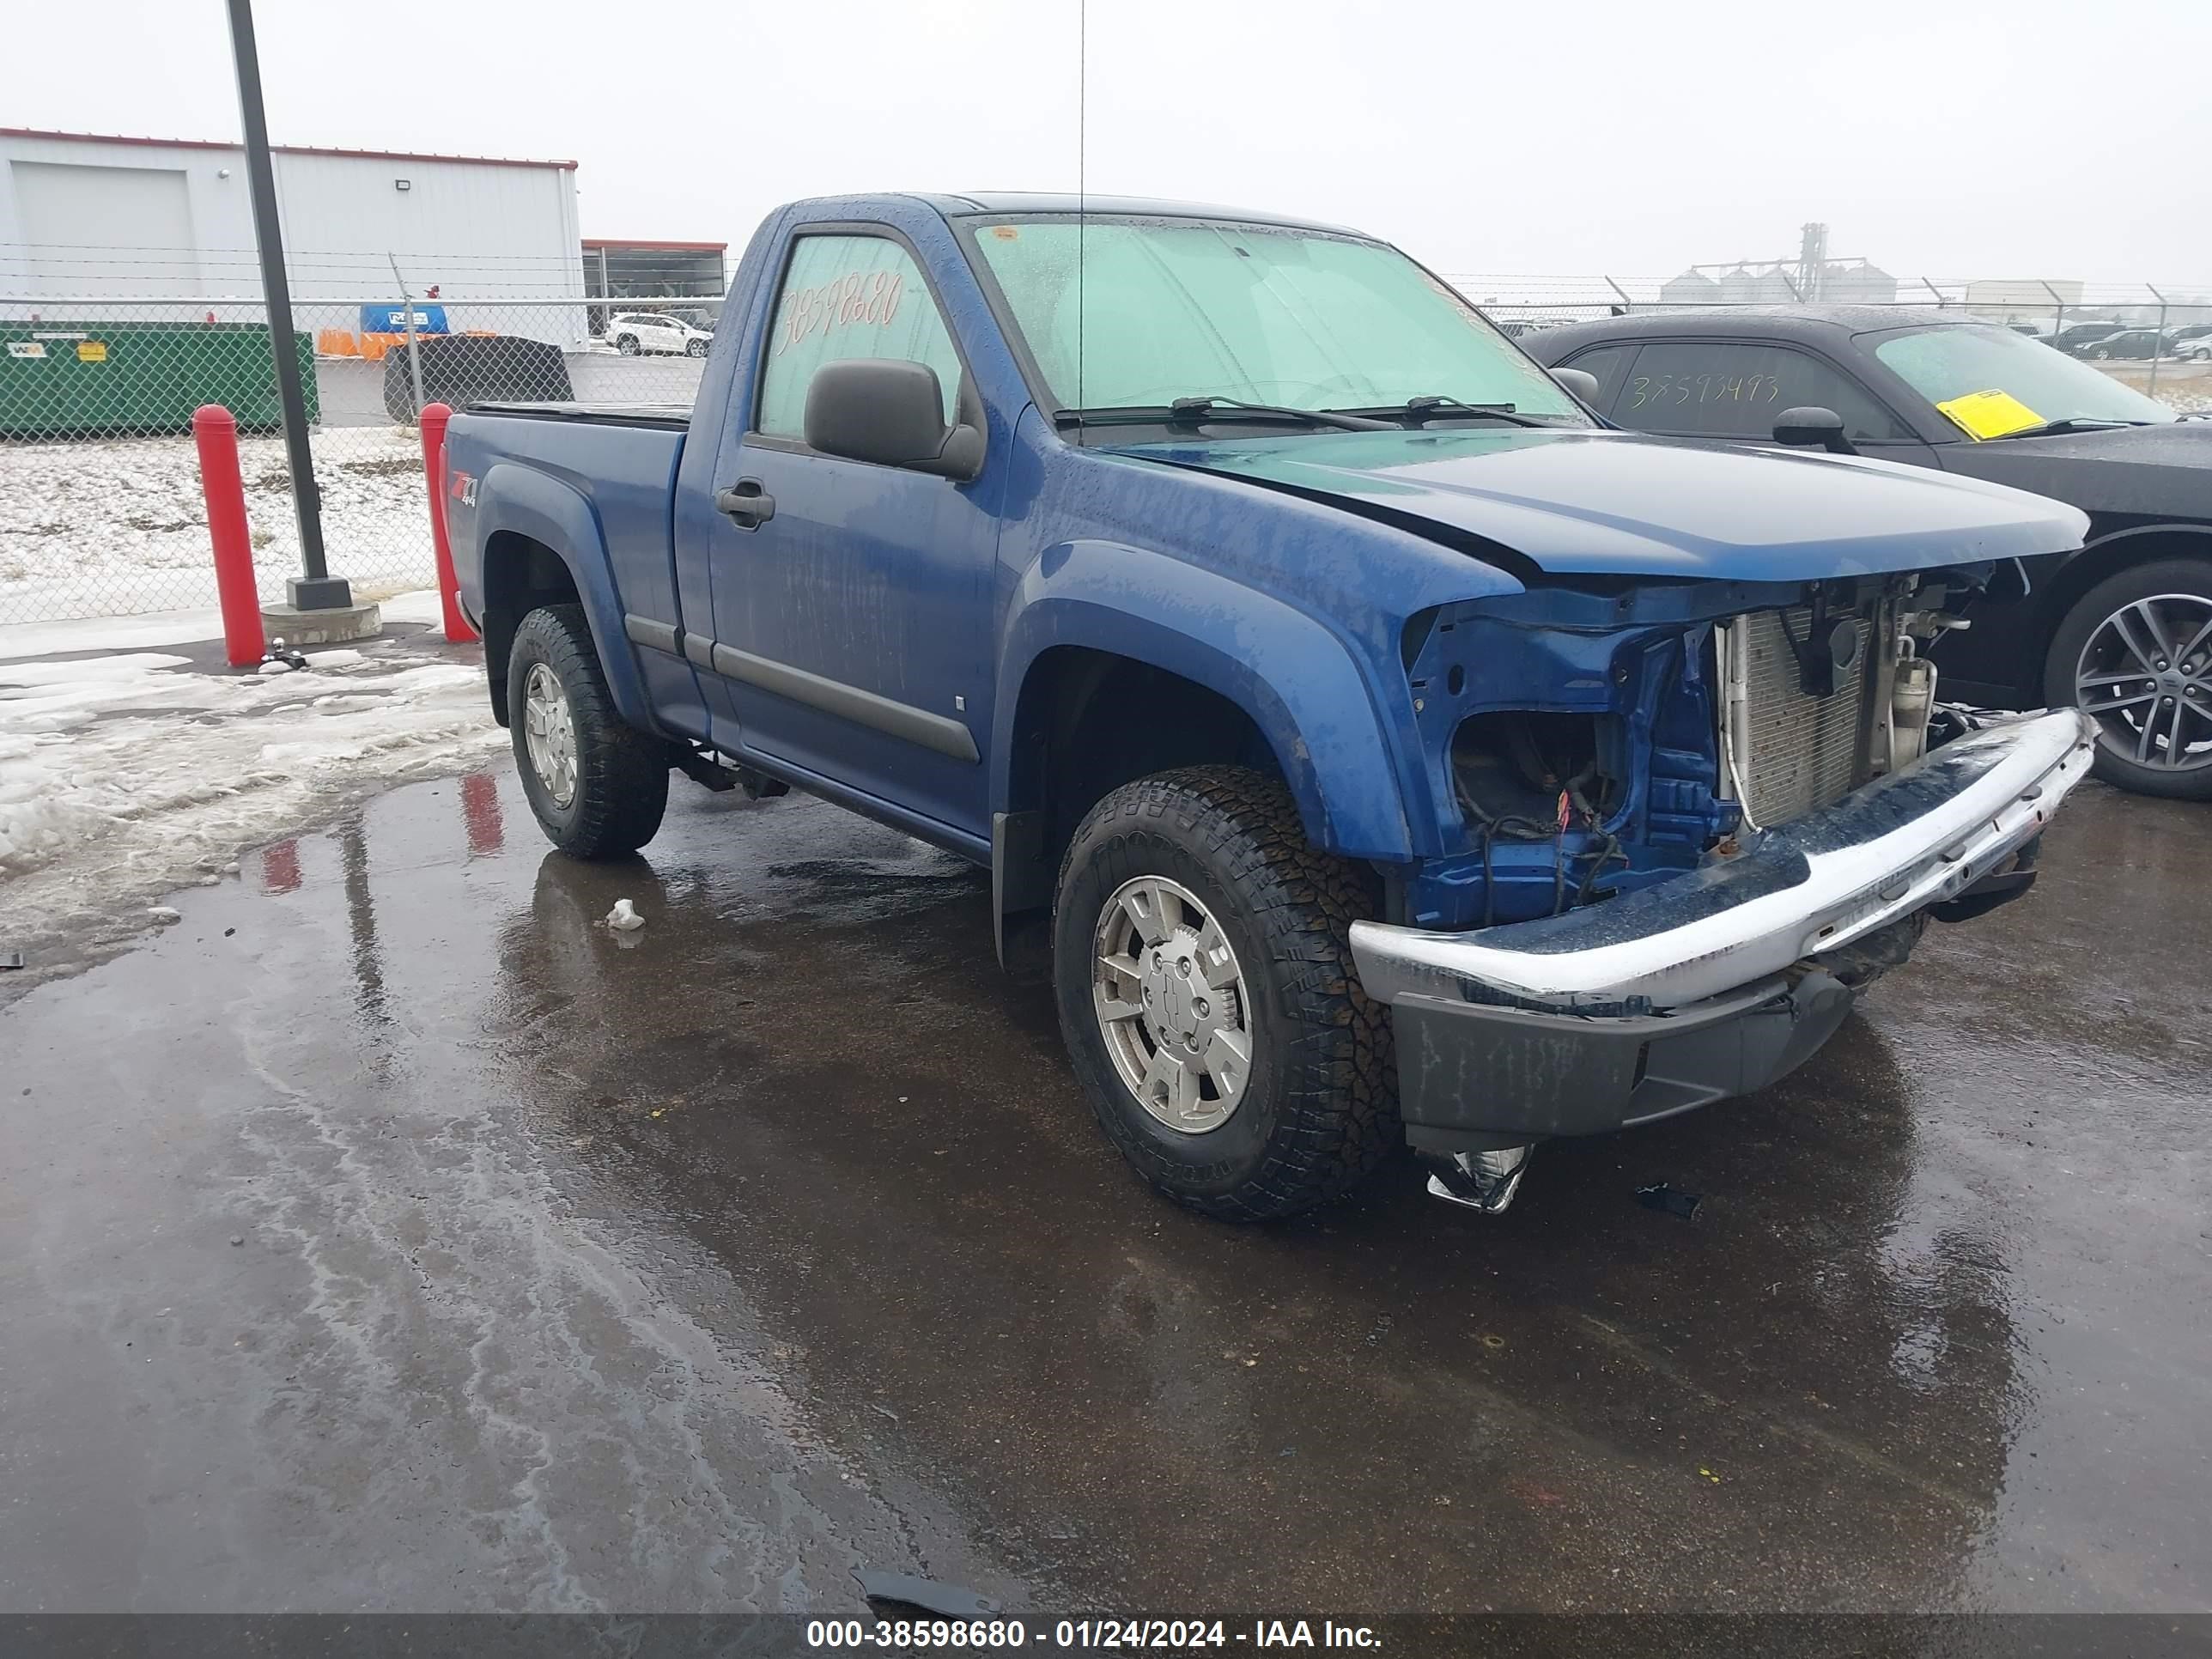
[1054,398,1390,433]
[1341,396,1559,428]
[1168,397,1393,431]
[1991,416,2152,440]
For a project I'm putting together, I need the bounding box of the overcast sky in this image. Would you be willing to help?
[15,0,2211,284]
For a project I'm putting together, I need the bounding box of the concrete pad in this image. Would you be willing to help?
[258,600,381,647]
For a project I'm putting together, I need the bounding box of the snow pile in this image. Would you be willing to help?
[0,426,435,625]
[0,614,501,957]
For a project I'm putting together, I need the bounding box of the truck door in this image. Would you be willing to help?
[698,228,1000,843]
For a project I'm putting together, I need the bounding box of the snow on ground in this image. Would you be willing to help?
[0,425,436,625]
[0,586,445,660]
[1,602,501,982]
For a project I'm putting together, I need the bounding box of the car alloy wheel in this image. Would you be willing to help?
[521,659,580,807]
[1091,873,1254,1134]
[2075,593,2212,775]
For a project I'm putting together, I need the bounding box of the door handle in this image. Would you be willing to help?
[715,479,775,530]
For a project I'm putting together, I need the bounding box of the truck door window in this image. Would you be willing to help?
[757,234,963,438]
[1611,341,1911,442]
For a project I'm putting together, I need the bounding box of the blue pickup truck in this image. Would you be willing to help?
[447,192,2097,1221]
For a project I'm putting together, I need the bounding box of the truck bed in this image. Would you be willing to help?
[445,401,693,640]
[465,401,693,430]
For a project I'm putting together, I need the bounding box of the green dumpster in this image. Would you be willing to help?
[0,319,319,440]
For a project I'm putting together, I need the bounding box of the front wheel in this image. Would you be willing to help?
[507,604,672,856]
[685,338,708,359]
[2043,557,2212,799]
[1052,767,1396,1221]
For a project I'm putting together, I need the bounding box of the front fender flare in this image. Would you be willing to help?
[994,539,1423,863]
[476,462,653,730]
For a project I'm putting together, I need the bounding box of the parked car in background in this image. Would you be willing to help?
[2167,324,2212,347]
[1528,307,2212,798]
[443,196,2095,1222]
[2047,320,2130,355]
[603,313,714,358]
[2179,336,2212,363]
[2081,329,2166,361]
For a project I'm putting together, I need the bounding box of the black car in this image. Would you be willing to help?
[2045,320,2130,355]
[2078,329,2166,361]
[1527,306,2212,799]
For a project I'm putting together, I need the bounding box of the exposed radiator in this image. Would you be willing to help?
[1729,606,1874,828]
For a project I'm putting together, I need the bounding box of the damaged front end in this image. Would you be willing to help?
[1368,571,2096,1212]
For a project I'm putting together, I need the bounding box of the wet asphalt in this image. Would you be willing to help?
[1,762,2206,1616]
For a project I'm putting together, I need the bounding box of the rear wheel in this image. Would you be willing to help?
[507,604,671,856]
[2044,558,2212,799]
[1052,766,1396,1221]
[616,334,641,356]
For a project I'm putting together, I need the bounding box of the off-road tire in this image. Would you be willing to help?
[508,604,670,858]
[1052,766,1397,1221]
[2043,556,2212,800]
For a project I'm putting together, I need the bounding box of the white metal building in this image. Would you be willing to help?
[0,128,586,309]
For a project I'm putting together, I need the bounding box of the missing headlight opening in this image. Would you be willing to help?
[1450,710,1626,924]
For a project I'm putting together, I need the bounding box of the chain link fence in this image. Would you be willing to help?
[0,294,708,628]
[4,270,2207,629]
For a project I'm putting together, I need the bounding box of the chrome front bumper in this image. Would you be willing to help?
[1352,708,2096,1018]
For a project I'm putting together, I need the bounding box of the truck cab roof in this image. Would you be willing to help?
[791,191,1371,239]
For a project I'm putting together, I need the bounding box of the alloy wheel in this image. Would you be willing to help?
[1091,875,1255,1135]
[2075,593,2212,773]
[521,660,580,806]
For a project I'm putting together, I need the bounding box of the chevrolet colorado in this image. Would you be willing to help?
[447,193,2097,1219]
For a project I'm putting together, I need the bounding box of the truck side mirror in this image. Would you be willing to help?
[1772,406,1856,456]
[804,358,984,481]
[1551,367,1601,405]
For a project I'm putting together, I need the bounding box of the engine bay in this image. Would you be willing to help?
[1399,574,1981,931]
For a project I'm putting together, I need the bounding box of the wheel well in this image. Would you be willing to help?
[993,648,1288,975]
[480,532,583,726]
[1013,647,1283,854]
[2033,526,2212,690]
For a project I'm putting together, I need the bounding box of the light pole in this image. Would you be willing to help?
[223,0,351,612]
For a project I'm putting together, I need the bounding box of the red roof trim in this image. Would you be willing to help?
[0,127,577,172]
[583,239,729,252]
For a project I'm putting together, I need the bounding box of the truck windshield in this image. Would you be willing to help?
[968,216,1586,425]
[1870,323,2176,435]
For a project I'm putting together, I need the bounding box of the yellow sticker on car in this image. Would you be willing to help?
[1935,387,2042,441]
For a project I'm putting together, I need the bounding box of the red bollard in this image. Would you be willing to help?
[417,401,478,642]
[191,404,265,668]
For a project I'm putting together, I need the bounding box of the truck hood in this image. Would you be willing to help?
[1109,427,2087,581]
